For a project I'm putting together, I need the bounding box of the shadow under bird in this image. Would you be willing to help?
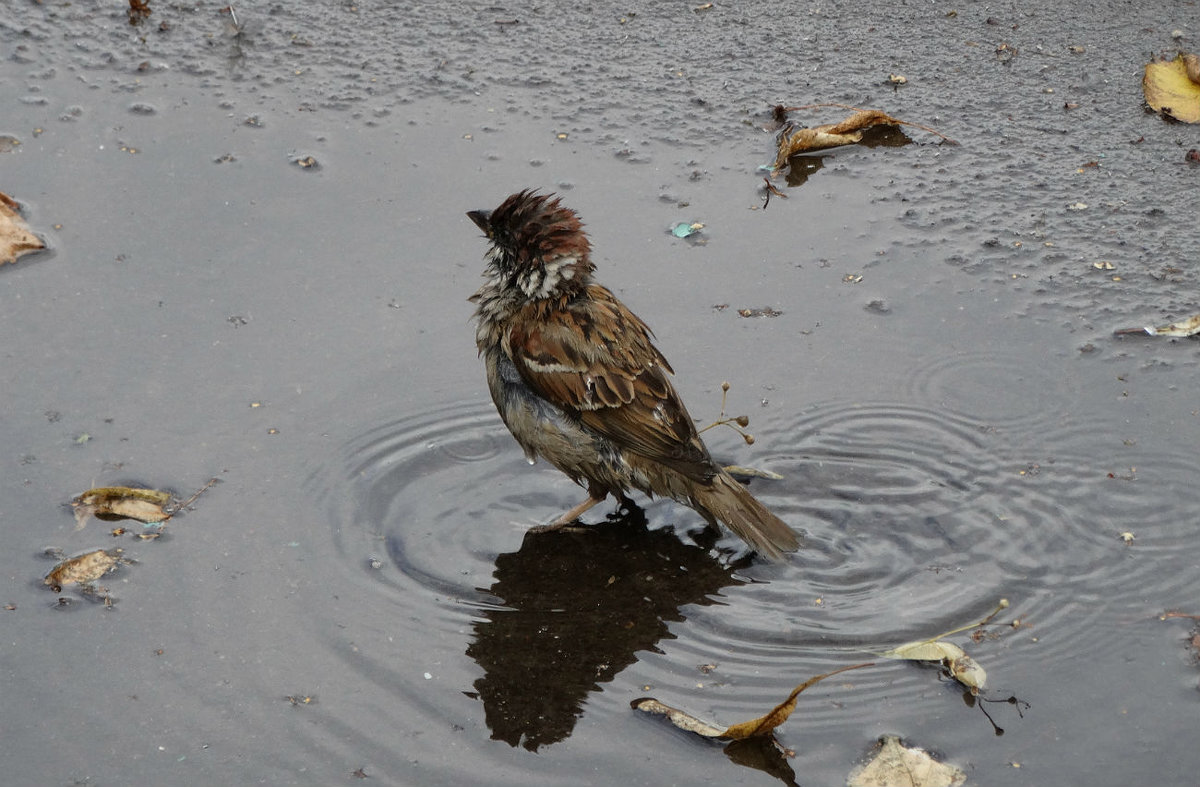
[467,189,799,561]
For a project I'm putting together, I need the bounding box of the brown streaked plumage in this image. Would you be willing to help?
[468,189,799,560]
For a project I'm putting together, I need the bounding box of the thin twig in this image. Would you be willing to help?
[168,477,220,514]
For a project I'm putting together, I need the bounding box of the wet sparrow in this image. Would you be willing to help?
[468,190,799,560]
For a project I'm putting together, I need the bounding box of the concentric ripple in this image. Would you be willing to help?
[304,395,1200,772]
[902,348,1080,440]
[990,423,1200,604]
[331,398,519,599]
[678,401,1120,652]
[620,397,1186,741]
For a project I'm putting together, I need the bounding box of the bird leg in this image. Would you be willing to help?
[527,491,609,534]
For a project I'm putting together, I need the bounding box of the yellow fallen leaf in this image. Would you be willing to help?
[1143,54,1200,123]
[0,191,45,265]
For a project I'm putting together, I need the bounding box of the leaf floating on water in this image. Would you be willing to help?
[72,486,173,530]
[878,599,1008,693]
[722,664,873,739]
[630,698,726,737]
[776,122,870,159]
[0,191,46,265]
[1143,54,1200,123]
[770,104,957,170]
[1113,313,1200,338]
[946,653,987,693]
[43,548,131,592]
[880,639,987,691]
[883,639,968,663]
[631,662,873,740]
[848,735,966,787]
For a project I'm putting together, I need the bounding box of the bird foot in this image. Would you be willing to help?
[523,493,609,535]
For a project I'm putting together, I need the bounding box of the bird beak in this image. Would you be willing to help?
[467,210,491,233]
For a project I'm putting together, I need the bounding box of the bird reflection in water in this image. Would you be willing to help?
[465,505,745,751]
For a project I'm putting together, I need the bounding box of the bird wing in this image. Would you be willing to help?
[506,285,716,482]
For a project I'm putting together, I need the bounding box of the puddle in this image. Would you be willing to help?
[2,2,1199,785]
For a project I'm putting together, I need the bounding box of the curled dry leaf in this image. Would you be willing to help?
[0,191,45,265]
[946,653,987,692]
[631,662,873,740]
[774,110,896,166]
[848,735,966,787]
[883,639,967,662]
[44,548,131,591]
[879,599,1008,693]
[1113,313,1200,338]
[1143,54,1200,123]
[72,486,173,530]
[880,640,987,693]
[771,104,957,170]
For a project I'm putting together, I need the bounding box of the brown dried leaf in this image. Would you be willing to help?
[823,109,899,135]
[848,735,966,787]
[631,662,873,740]
[44,548,128,591]
[73,486,173,529]
[0,192,45,265]
[1143,54,1200,123]
[1114,313,1200,338]
[772,105,956,170]
[774,126,869,166]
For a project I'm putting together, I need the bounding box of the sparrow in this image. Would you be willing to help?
[467,189,799,561]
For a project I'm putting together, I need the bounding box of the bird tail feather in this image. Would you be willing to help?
[693,472,800,561]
